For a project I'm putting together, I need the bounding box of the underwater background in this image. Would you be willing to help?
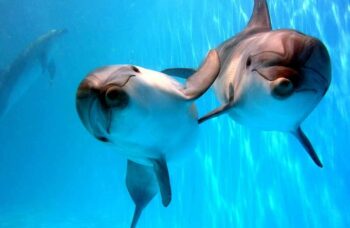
[0,0,349,227]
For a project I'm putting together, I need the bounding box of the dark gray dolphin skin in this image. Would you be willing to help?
[0,29,67,118]
[162,0,331,167]
[76,65,202,227]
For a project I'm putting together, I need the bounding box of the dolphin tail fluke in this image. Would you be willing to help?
[292,127,323,168]
[126,160,158,228]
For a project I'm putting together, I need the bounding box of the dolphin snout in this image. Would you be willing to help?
[76,78,124,143]
[76,76,131,142]
[270,78,294,99]
[254,66,298,99]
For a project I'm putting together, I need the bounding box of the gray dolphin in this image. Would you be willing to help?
[0,29,67,118]
[75,63,218,227]
[162,0,331,167]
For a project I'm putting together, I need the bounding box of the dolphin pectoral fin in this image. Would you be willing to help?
[40,53,48,73]
[40,52,56,81]
[179,49,221,100]
[161,68,196,78]
[198,84,234,124]
[126,160,158,228]
[198,102,233,124]
[292,127,323,168]
[152,157,172,207]
[48,60,56,81]
[40,53,56,83]
[246,0,271,32]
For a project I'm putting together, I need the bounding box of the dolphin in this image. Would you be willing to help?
[0,29,67,118]
[75,61,218,227]
[162,0,331,167]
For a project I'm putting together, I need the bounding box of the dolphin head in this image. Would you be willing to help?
[229,30,331,130]
[76,65,140,142]
[76,65,198,162]
[246,30,331,100]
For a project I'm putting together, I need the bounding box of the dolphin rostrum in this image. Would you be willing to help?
[162,0,331,167]
[75,63,218,227]
[0,29,67,118]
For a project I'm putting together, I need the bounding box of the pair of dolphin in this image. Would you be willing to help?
[0,29,67,119]
[75,0,331,227]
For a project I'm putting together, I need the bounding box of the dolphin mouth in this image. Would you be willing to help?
[88,97,112,140]
[300,67,329,95]
[252,69,270,81]
[77,94,112,143]
[294,88,318,94]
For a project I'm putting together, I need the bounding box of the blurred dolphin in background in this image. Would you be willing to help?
[0,29,67,119]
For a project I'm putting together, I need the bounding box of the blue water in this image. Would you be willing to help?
[0,0,349,227]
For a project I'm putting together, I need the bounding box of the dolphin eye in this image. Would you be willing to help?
[246,56,252,67]
[105,86,129,108]
[131,65,140,73]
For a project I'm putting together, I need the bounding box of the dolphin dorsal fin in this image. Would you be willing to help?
[245,0,272,32]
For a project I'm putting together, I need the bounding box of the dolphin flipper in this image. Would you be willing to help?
[152,157,172,207]
[246,0,271,32]
[48,60,56,81]
[40,53,48,73]
[161,68,196,78]
[198,100,233,124]
[126,160,158,228]
[292,127,323,168]
[198,83,234,124]
[40,53,56,81]
[175,49,220,100]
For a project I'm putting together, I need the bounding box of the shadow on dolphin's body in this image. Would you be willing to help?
[0,29,67,119]
[75,63,219,227]
[163,0,331,168]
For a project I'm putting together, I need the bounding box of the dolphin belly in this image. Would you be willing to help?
[108,101,199,165]
[228,88,323,131]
